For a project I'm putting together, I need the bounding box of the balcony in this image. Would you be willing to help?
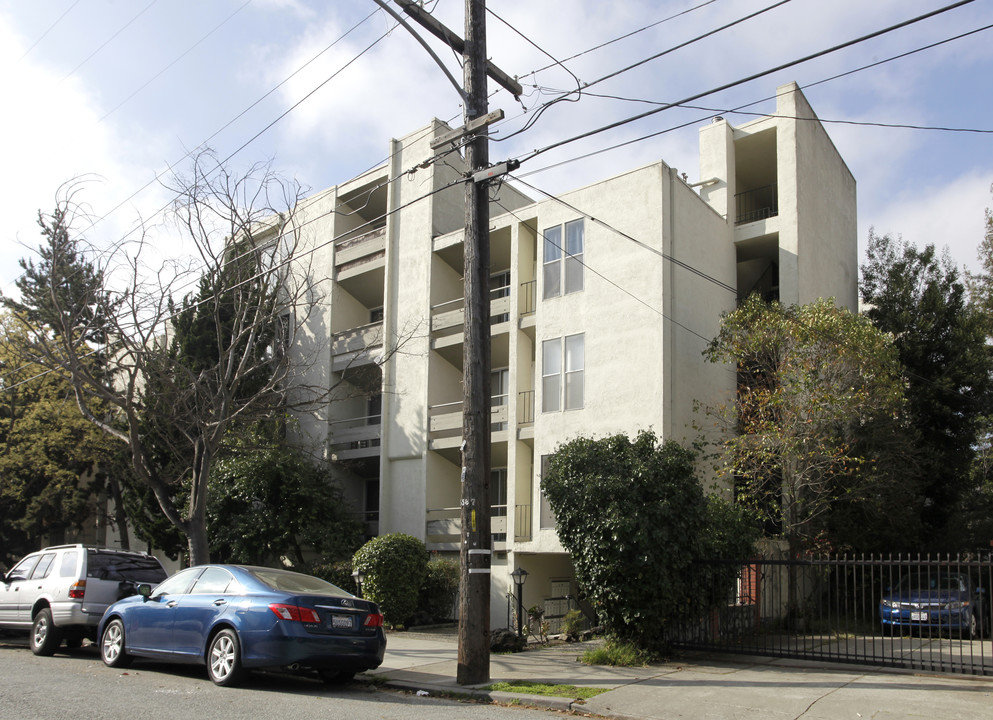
[430,285,513,341]
[329,415,381,461]
[335,226,386,279]
[332,322,383,372]
[735,184,778,225]
[425,504,532,551]
[429,401,508,441]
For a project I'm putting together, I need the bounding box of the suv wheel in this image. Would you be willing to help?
[30,608,62,656]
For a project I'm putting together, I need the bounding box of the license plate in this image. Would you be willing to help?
[330,614,353,630]
[910,611,928,621]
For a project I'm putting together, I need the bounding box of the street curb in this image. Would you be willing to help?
[374,677,580,712]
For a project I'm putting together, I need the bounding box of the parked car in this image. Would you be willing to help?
[879,570,989,639]
[0,545,168,655]
[98,564,386,686]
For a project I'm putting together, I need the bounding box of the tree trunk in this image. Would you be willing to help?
[107,475,130,550]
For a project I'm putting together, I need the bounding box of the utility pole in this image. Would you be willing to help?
[386,0,521,686]
[457,0,492,686]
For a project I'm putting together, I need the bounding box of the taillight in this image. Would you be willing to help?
[268,603,321,623]
[68,580,86,599]
[364,612,384,628]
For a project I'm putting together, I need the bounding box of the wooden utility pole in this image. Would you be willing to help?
[388,0,521,686]
[457,0,492,686]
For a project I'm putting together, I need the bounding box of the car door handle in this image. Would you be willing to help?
[213,599,227,606]
[166,600,178,608]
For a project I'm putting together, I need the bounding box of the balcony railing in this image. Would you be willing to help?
[735,183,778,225]
[426,506,510,549]
[519,280,536,316]
[430,283,515,335]
[517,390,534,426]
[334,226,386,269]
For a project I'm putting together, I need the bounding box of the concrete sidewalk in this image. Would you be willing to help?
[369,630,993,719]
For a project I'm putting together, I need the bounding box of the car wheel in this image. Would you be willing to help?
[30,608,63,656]
[206,628,244,687]
[318,669,356,684]
[960,611,979,641]
[101,619,133,668]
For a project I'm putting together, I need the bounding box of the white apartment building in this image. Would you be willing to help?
[287,82,857,630]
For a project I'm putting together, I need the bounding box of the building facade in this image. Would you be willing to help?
[287,82,858,630]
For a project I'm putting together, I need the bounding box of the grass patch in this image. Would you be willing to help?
[484,680,609,700]
[580,638,654,667]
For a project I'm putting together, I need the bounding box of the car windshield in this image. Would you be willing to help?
[898,573,964,592]
[248,568,348,595]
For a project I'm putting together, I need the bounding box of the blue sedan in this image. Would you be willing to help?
[97,565,386,686]
[879,571,988,639]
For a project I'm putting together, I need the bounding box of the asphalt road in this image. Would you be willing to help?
[0,634,556,720]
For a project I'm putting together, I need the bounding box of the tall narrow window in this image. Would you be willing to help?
[564,334,584,410]
[542,226,562,299]
[541,339,561,412]
[542,220,584,299]
[491,368,509,430]
[564,219,584,293]
[541,334,585,412]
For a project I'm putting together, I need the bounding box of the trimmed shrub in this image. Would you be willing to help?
[418,557,459,621]
[352,533,428,628]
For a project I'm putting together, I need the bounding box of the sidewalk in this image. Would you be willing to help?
[368,629,993,719]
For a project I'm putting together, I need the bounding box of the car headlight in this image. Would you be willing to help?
[880,599,897,609]
[944,601,969,610]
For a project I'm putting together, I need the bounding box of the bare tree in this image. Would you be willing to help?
[3,151,385,564]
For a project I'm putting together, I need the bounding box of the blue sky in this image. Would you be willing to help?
[1,0,991,296]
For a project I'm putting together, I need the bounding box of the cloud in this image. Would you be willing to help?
[860,171,992,271]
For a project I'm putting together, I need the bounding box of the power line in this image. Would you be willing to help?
[60,0,160,84]
[581,20,993,136]
[496,0,794,143]
[514,0,978,164]
[519,0,724,79]
[17,0,83,63]
[510,19,993,182]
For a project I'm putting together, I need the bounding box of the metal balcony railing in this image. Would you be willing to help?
[735,183,779,225]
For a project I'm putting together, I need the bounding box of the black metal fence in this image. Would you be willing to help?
[671,554,993,676]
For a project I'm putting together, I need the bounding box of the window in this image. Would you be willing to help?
[59,551,78,578]
[542,334,584,412]
[31,553,56,580]
[370,307,384,323]
[191,567,236,595]
[491,368,508,430]
[6,555,40,582]
[490,271,510,324]
[542,219,584,299]
[151,567,201,598]
[490,468,508,517]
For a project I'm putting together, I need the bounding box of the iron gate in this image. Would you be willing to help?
[671,554,993,676]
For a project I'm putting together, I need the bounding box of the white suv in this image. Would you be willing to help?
[0,545,167,655]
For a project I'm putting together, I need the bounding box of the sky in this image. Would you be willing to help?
[1,0,991,299]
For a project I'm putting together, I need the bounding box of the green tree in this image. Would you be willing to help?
[703,295,910,556]
[0,313,119,565]
[1,155,335,564]
[541,431,756,653]
[207,440,363,567]
[861,232,993,547]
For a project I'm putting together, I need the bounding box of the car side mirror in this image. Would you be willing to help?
[137,583,152,600]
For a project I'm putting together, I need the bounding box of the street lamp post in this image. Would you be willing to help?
[510,567,528,638]
[351,569,366,599]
